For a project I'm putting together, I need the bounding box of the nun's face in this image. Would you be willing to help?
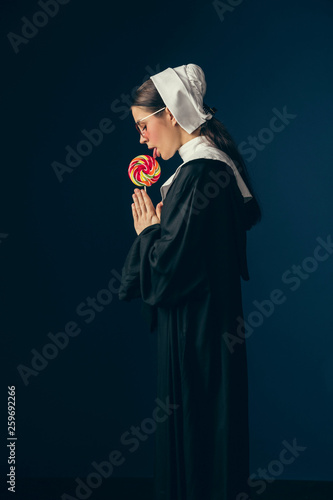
[131,106,182,161]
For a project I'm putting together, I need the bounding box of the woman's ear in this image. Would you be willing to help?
[165,107,177,126]
[165,106,174,119]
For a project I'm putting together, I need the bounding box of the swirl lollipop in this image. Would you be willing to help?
[128,155,161,192]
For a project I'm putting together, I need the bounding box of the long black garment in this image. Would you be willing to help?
[119,158,253,500]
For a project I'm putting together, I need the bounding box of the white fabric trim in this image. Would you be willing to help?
[160,136,253,203]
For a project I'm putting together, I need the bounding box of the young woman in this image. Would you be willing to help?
[119,64,261,500]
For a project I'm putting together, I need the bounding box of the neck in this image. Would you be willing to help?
[178,129,201,150]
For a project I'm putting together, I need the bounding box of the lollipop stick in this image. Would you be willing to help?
[144,186,147,192]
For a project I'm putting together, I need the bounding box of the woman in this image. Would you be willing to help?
[118,64,261,500]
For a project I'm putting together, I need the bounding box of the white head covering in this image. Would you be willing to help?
[150,64,215,134]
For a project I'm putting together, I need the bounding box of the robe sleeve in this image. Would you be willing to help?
[118,223,161,302]
[118,168,212,308]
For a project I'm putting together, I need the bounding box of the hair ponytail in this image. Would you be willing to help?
[200,111,262,228]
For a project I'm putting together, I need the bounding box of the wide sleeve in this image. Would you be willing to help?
[118,224,161,302]
[118,168,211,308]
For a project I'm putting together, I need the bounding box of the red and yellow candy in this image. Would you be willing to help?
[128,155,161,189]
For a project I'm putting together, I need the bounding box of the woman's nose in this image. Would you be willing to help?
[139,134,147,144]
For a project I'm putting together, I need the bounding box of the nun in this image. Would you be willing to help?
[119,63,262,500]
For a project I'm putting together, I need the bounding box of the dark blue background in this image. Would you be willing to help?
[1,0,332,485]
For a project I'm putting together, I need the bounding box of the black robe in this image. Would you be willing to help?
[119,158,255,500]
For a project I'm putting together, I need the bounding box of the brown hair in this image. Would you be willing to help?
[131,79,262,228]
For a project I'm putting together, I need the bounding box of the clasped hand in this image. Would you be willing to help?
[132,188,163,235]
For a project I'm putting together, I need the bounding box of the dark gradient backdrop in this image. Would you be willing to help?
[1,0,332,493]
